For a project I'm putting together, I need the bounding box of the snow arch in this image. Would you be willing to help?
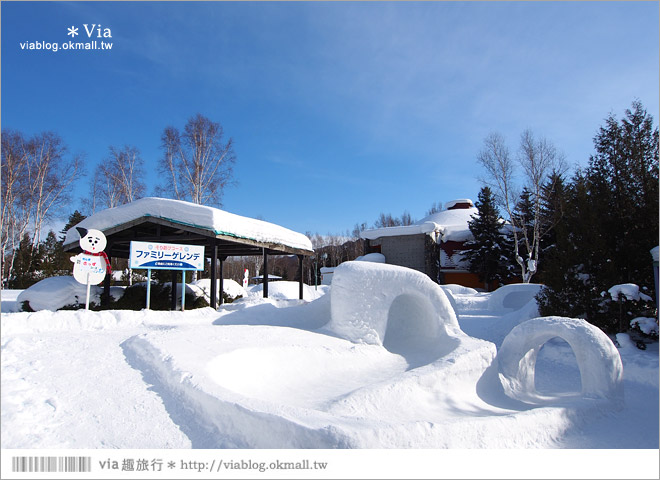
[327,261,462,351]
[497,317,623,404]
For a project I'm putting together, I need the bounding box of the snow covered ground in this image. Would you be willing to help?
[1,271,659,476]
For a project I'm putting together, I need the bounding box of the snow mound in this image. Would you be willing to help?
[16,276,104,311]
[247,281,328,301]
[488,283,543,311]
[608,283,653,302]
[193,278,247,301]
[631,317,659,336]
[497,316,624,405]
[354,253,386,263]
[441,284,480,295]
[327,261,462,361]
[616,333,637,349]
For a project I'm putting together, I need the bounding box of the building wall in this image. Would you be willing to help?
[371,234,427,275]
[368,234,494,290]
[442,272,485,289]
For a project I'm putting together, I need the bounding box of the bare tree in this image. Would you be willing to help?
[91,145,146,211]
[1,130,81,285]
[26,132,82,252]
[158,114,236,207]
[477,130,564,283]
[426,201,442,216]
[515,130,566,280]
[1,130,31,284]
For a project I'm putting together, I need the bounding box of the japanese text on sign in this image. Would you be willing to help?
[129,241,205,271]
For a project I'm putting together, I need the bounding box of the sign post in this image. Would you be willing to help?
[129,241,205,311]
[146,269,152,310]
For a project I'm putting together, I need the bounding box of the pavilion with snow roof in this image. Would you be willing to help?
[63,197,315,309]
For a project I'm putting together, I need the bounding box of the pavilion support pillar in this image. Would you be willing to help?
[219,255,227,305]
[171,270,178,311]
[263,248,269,299]
[298,255,304,300]
[101,245,112,308]
[210,243,218,309]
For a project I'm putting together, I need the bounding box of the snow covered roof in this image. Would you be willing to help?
[360,200,478,243]
[63,197,313,256]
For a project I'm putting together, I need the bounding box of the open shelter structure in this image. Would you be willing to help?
[63,198,315,309]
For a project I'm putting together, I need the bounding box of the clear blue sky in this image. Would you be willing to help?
[2,1,658,236]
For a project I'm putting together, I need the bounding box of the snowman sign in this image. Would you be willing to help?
[70,227,111,309]
[243,268,249,289]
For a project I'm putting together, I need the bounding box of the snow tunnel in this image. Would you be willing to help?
[497,316,624,405]
[327,261,463,361]
[383,293,439,352]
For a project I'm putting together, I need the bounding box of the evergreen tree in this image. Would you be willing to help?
[537,172,608,326]
[41,230,70,277]
[60,210,87,241]
[10,233,43,288]
[537,102,659,333]
[536,171,568,280]
[463,186,513,290]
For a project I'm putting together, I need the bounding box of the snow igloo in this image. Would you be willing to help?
[327,261,463,362]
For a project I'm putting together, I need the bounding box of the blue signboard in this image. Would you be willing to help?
[129,241,205,271]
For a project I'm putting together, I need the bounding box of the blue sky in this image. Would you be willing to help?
[2,1,658,236]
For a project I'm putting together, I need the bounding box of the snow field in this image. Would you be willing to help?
[1,261,658,449]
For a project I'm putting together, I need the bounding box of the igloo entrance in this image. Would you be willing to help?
[383,293,457,367]
[534,337,582,396]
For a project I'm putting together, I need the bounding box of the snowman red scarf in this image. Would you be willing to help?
[84,250,111,275]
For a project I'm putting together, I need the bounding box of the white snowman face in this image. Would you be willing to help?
[76,227,107,253]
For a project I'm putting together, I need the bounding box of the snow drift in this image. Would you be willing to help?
[16,276,123,311]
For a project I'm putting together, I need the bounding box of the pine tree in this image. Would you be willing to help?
[463,186,513,290]
[41,230,70,277]
[537,102,659,333]
[10,233,43,288]
[60,210,87,241]
[586,101,658,291]
[536,171,568,280]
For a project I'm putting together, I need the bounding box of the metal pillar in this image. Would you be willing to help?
[298,255,304,300]
[170,270,177,311]
[210,243,218,309]
[263,248,269,298]
[219,256,226,305]
[101,248,112,308]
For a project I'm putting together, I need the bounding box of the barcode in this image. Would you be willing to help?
[11,456,92,473]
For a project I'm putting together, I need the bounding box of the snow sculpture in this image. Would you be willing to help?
[328,261,462,352]
[497,316,623,404]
